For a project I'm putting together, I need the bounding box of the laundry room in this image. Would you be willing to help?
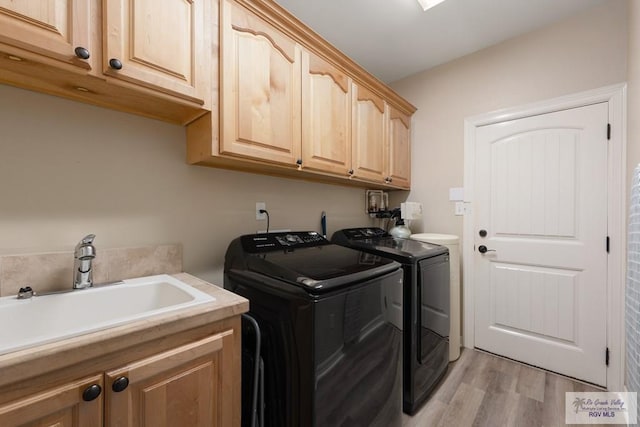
[0,0,638,425]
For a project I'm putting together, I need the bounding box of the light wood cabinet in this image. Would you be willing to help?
[185,0,415,189]
[102,0,210,105]
[301,50,352,176]
[0,0,212,124]
[0,374,104,427]
[0,325,239,427]
[220,0,301,165]
[351,84,387,184]
[105,331,234,427]
[0,0,91,71]
[387,106,411,189]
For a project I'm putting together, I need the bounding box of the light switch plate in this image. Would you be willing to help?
[449,187,464,201]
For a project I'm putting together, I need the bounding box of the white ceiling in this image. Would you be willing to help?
[273,0,609,83]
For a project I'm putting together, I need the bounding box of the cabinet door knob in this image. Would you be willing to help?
[112,376,129,392]
[74,47,90,60]
[348,169,354,175]
[109,58,123,70]
[388,177,393,183]
[296,159,302,165]
[82,384,102,401]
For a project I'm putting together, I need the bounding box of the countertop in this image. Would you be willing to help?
[0,273,248,389]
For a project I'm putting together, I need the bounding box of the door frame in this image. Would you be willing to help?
[462,83,627,390]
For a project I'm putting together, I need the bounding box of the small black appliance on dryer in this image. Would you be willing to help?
[224,231,404,426]
[332,228,450,415]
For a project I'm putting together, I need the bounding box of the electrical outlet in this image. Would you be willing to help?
[454,202,465,216]
[256,202,266,220]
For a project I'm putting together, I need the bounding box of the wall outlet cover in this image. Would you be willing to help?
[256,202,266,220]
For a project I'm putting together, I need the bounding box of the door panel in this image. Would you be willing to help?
[301,51,351,175]
[104,0,206,103]
[0,0,90,69]
[388,106,411,188]
[106,331,234,427]
[351,84,386,183]
[220,0,301,165]
[474,102,608,386]
[0,375,103,427]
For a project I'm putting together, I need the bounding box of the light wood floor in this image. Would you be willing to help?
[402,348,605,427]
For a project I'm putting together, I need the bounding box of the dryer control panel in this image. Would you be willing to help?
[240,231,329,253]
[336,228,389,240]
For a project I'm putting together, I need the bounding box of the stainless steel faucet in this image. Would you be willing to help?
[73,234,96,289]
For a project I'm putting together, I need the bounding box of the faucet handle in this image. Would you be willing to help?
[76,234,96,250]
[80,234,96,245]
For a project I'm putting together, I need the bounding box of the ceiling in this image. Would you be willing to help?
[273,0,609,83]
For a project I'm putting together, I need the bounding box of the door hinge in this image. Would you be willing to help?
[606,236,610,253]
[606,347,610,366]
[607,123,611,140]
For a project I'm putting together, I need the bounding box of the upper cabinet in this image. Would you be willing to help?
[387,106,412,189]
[103,0,210,106]
[301,50,352,176]
[0,0,212,124]
[351,83,387,184]
[0,0,91,71]
[187,0,415,189]
[220,0,301,165]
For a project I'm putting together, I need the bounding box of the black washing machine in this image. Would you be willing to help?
[224,231,404,427]
[332,228,450,415]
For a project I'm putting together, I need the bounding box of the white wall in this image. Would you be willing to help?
[390,0,628,238]
[0,85,371,285]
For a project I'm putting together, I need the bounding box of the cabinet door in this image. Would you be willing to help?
[352,84,387,183]
[0,0,91,70]
[301,51,351,175]
[387,106,411,189]
[105,330,235,427]
[0,375,103,427]
[103,0,209,104]
[220,0,301,166]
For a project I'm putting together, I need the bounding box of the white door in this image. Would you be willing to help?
[474,102,608,386]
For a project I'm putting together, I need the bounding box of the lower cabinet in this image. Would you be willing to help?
[106,330,234,427]
[0,329,236,427]
[0,374,104,427]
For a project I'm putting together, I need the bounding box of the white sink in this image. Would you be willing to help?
[0,274,215,356]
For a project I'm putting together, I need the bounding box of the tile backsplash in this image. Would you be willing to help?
[0,244,182,297]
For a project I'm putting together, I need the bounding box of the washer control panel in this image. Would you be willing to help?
[241,231,329,253]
